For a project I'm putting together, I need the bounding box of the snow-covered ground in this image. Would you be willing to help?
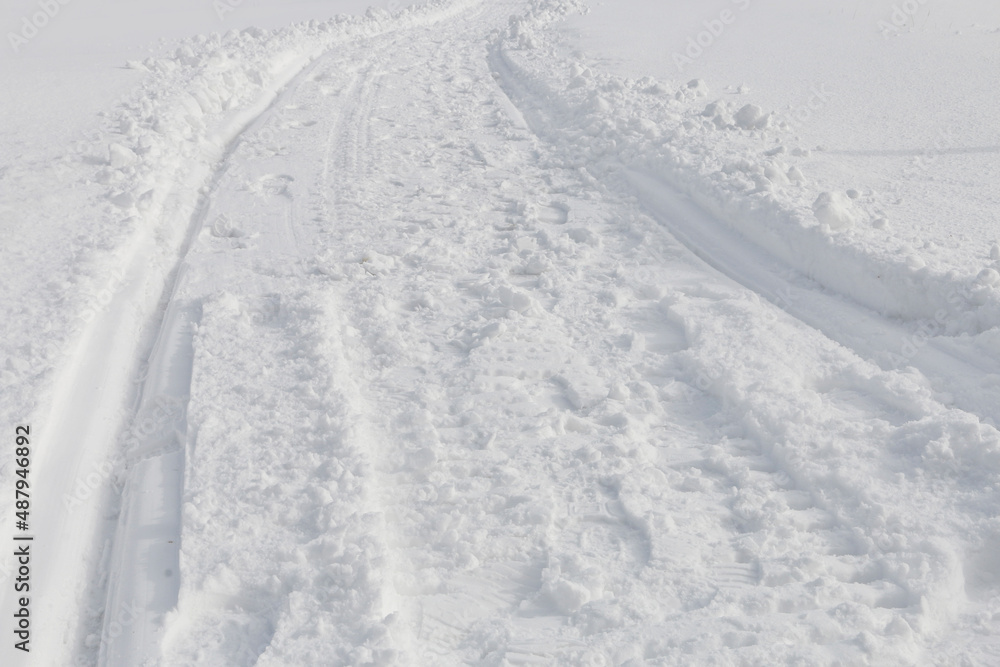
[2,0,1000,665]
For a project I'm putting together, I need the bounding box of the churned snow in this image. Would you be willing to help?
[2,0,1000,665]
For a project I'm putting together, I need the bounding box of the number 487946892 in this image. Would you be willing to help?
[15,426,30,531]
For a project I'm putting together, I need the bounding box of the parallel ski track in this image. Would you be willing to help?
[96,4,497,665]
[0,50,341,667]
[96,51,338,667]
[19,2,998,665]
[0,5,493,666]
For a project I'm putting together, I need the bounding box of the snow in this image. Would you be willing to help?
[812,191,858,231]
[559,0,1000,311]
[2,0,1000,665]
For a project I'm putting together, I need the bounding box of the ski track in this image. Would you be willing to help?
[489,7,1000,664]
[98,46,347,667]
[0,50,338,667]
[7,0,1000,665]
[0,3,491,666]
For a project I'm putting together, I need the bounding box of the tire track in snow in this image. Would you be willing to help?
[489,12,1000,428]
[2,4,513,666]
[154,12,495,662]
[28,1,996,665]
[624,170,1000,430]
[0,36,341,666]
[285,6,922,661]
[94,51,343,667]
[300,7,664,661]
[487,9,1000,662]
[95,5,502,664]
[310,16,532,662]
[327,55,382,235]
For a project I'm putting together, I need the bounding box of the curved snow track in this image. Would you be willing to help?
[4,1,1000,665]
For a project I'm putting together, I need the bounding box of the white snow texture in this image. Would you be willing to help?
[2,0,1000,665]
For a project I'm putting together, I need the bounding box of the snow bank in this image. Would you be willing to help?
[0,2,498,665]
[492,6,1000,336]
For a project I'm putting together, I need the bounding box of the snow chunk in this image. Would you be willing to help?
[763,163,790,187]
[109,191,136,209]
[477,321,506,344]
[607,382,631,401]
[108,143,138,169]
[589,93,612,113]
[498,286,534,313]
[568,227,600,247]
[521,254,551,275]
[734,104,770,130]
[976,268,1000,287]
[359,250,396,276]
[686,79,709,97]
[812,191,857,231]
[544,577,591,615]
[702,101,725,118]
[406,446,437,471]
[556,372,608,411]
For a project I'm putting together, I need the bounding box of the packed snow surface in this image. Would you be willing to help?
[2,0,1000,665]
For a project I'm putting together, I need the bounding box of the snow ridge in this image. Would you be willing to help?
[1,2,493,666]
[4,0,1000,665]
[492,7,1000,336]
